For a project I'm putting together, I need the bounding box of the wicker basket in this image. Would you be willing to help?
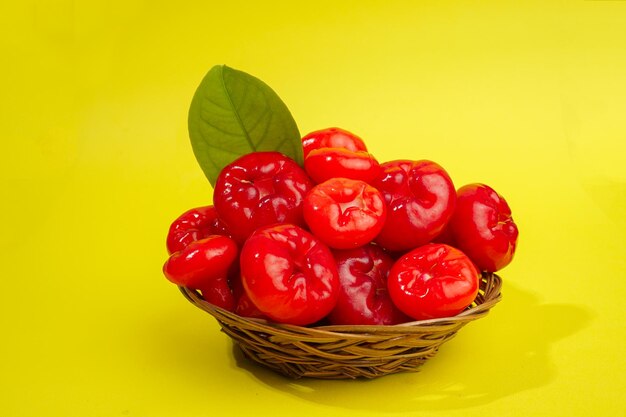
[179,272,502,379]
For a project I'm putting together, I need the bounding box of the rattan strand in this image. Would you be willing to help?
[179,272,502,379]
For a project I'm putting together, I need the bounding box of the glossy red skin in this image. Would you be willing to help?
[166,205,230,255]
[301,127,367,158]
[162,235,238,290]
[303,178,387,249]
[328,245,410,325]
[229,270,267,318]
[234,291,267,319]
[213,152,313,243]
[373,160,456,252]
[203,261,244,313]
[387,243,480,321]
[197,278,236,312]
[448,184,519,272]
[432,221,458,247]
[304,148,381,185]
[239,224,339,325]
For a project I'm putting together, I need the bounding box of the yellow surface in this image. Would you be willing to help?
[1,1,625,416]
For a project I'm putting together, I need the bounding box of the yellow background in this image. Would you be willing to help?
[1,1,625,416]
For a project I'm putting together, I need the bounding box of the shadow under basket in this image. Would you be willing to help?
[179,272,502,380]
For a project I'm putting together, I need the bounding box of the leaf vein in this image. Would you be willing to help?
[221,68,256,150]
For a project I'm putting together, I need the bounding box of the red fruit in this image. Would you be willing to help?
[163,235,239,310]
[387,243,480,321]
[228,269,267,318]
[234,291,267,319]
[213,152,313,243]
[374,160,456,252]
[301,127,367,158]
[197,279,236,312]
[328,244,409,325]
[239,224,339,326]
[303,178,387,249]
[304,148,380,184]
[448,184,519,272]
[166,205,230,254]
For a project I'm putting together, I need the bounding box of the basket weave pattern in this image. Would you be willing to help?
[179,272,502,379]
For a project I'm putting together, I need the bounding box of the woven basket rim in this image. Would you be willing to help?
[179,272,502,336]
[177,272,502,379]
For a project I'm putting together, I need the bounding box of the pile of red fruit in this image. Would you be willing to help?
[163,127,518,326]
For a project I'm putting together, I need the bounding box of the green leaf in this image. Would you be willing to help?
[188,65,303,187]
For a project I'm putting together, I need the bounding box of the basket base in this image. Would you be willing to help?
[237,343,442,379]
[180,273,502,380]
